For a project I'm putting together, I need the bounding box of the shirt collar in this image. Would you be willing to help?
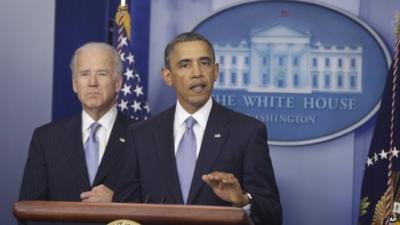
[82,106,118,132]
[175,97,213,129]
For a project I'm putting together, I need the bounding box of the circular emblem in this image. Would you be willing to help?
[193,0,390,145]
[107,219,141,225]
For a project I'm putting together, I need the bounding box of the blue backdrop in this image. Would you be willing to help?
[1,1,400,225]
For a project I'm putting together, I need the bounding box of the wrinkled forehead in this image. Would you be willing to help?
[170,41,213,61]
[75,48,114,69]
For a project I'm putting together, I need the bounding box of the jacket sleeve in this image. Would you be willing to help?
[243,122,282,225]
[19,128,49,201]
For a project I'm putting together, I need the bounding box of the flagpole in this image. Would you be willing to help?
[385,12,400,225]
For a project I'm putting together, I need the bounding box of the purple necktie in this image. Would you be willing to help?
[84,122,101,185]
[176,117,197,204]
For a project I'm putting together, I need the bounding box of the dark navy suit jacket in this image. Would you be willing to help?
[19,112,139,225]
[129,101,282,225]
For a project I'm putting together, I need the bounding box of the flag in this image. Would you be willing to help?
[114,3,151,121]
[358,15,400,225]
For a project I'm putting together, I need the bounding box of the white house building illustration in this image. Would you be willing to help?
[214,24,363,93]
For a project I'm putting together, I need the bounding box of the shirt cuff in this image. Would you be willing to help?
[242,203,251,215]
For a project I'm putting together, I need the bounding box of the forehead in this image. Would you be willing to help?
[76,48,113,69]
[170,41,212,61]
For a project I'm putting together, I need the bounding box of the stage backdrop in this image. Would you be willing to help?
[1,1,400,225]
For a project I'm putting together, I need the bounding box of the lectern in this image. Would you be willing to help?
[13,201,254,225]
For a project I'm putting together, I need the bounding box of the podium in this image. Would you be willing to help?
[13,201,254,225]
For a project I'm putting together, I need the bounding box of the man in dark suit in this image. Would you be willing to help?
[129,32,282,225]
[19,43,138,205]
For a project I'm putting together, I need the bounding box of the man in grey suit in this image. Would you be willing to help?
[129,32,282,225]
[19,43,138,206]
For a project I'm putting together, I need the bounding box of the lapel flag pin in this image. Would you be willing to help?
[214,134,221,138]
[119,138,126,143]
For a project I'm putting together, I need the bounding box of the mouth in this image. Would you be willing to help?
[86,92,101,96]
[189,83,207,93]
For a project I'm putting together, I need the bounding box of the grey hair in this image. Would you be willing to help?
[70,42,123,77]
[164,32,215,68]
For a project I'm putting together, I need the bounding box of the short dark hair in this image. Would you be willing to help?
[164,32,215,68]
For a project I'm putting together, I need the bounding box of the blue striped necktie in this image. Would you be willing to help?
[85,122,101,185]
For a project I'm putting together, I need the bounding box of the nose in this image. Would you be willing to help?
[88,73,98,86]
[192,62,203,78]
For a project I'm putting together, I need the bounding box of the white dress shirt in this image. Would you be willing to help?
[82,106,117,165]
[173,98,213,156]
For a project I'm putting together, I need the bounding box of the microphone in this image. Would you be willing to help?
[160,196,166,204]
[144,194,151,203]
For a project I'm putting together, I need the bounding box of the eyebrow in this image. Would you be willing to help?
[177,59,191,65]
[78,69,90,74]
[176,56,213,65]
[95,69,110,73]
[78,69,110,73]
[199,56,212,62]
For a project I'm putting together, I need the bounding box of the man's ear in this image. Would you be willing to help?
[214,63,219,81]
[115,75,122,93]
[72,77,78,93]
[161,68,173,86]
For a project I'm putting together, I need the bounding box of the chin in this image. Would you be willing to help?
[191,99,208,108]
[84,101,103,109]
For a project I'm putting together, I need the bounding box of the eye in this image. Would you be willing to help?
[79,72,89,77]
[97,71,109,76]
[200,58,212,66]
[178,62,191,68]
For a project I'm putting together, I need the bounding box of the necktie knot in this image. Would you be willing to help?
[185,117,196,130]
[87,122,101,142]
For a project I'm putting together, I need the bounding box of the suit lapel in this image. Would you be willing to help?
[187,103,231,204]
[153,107,184,203]
[62,116,91,188]
[93,113,128,186]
